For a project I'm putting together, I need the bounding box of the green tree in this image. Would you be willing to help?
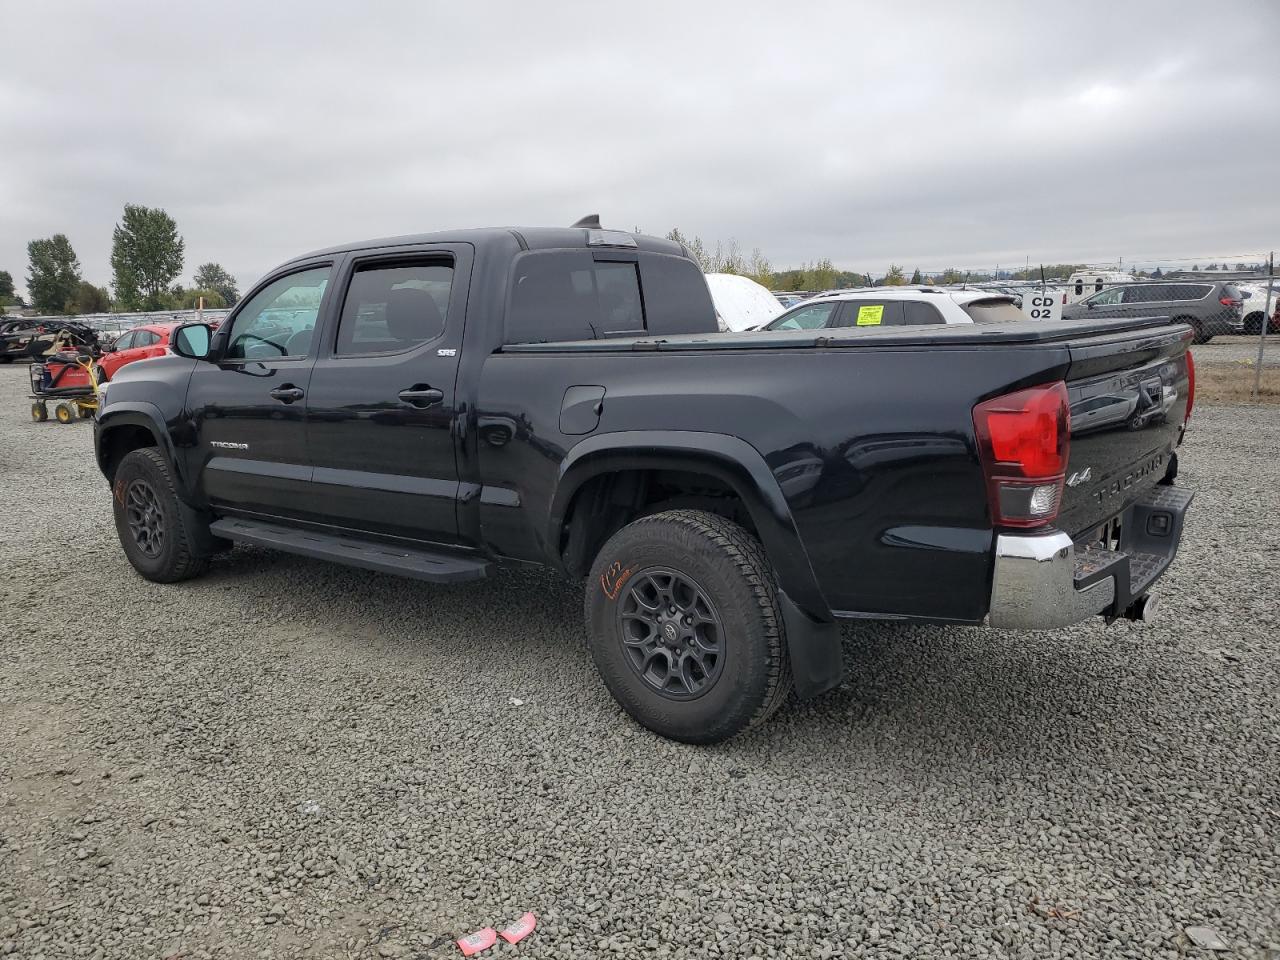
[0,269,15,303]
[179,288,227,309]
[909,268,922,284]
[806,258,839,291]
[27,234,82,313]
[746,249,773,288]
[883,264,907,286]
[69,281,111,314]
[193,262,239,306]
[111,204,185,310]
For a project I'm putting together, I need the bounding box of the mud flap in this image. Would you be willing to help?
[778,590,843,700]
[178,499,232,557]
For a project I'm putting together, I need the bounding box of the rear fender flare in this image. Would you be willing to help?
[550,430,830,622]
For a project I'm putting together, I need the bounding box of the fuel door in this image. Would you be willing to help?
[560,385,606,435]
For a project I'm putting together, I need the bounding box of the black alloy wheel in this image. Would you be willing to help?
[617,567,725,699]
[124,479,166,558]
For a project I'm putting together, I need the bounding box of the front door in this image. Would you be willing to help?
[303,246,470,545]
[185,263,335,520]
[1085,286,1125,317]
[299,245,471,547]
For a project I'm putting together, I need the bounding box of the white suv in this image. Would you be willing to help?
[762,287,1024,331]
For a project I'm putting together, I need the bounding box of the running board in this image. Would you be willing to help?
[209,518,490,583]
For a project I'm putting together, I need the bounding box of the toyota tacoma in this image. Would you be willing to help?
[95,220,1195,743]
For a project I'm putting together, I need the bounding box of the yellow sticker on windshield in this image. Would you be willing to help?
[856,305,884,326]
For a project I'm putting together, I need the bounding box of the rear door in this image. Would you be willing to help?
[303,244,472,545]
[1119,283,1172,317]
[185,262,336,519]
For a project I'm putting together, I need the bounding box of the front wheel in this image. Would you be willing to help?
[585,509,792,744]
[111,448,210,583]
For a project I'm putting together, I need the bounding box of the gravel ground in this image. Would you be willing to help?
[1,363,1277,960]
[1192,335,1280,367]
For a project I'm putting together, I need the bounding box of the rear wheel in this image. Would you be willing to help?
[1184,318,1210,344]
[111,448,210,583]
[54,402,74,424]
[585,509,792,744]
[31,401,48,422]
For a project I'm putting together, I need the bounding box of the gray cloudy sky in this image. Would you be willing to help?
[2,0,1278,296]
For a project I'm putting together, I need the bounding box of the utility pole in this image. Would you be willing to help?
[1255,251,1274,400]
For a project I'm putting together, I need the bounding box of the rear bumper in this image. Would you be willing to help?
[988,484,1194,630]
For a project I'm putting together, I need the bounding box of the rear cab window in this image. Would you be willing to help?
[505,250,713,344]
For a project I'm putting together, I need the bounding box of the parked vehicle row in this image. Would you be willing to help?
[765,287,1025,330]
[95,221,1196,744]
[1062,280,1244,343]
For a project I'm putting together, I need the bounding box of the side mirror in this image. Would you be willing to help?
[172,322,213,360]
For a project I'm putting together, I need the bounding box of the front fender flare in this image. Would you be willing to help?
[95,402,182,486]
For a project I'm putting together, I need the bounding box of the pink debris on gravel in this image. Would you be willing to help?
[456,927,497,956]
[499,912,537,945]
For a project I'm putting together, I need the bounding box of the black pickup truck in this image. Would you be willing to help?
[94,222,1195,743]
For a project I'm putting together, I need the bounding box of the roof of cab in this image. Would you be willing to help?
[285,226,688,266]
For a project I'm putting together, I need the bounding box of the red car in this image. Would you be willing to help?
[95,323,182,382]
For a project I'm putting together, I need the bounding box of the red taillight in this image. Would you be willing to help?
[1219,297,1242,307]
[1184,349,1195,425]
[973,381,1070,528]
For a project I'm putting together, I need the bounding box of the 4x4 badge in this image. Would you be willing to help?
[1066,467,1092,487]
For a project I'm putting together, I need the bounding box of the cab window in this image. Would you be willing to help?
[832,301,905,327]
[506,252,645,344]
[903,301,946,325]
[335,260,453,355]
[1087,286,1124,306]
[769,302,837,330]
[224,266,331,360]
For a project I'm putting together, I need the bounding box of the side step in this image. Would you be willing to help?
[209,518,491,584]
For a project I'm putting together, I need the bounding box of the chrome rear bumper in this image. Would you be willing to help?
[987,485,1193,630]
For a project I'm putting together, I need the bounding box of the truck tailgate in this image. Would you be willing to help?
[1057,323,1192,538]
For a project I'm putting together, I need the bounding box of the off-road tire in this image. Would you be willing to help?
[111,448,210,583]
[31,401,48,422]
[585,509,792,744]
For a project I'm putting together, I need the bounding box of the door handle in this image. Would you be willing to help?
[269,385,305,403]
[398,385,444,408]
